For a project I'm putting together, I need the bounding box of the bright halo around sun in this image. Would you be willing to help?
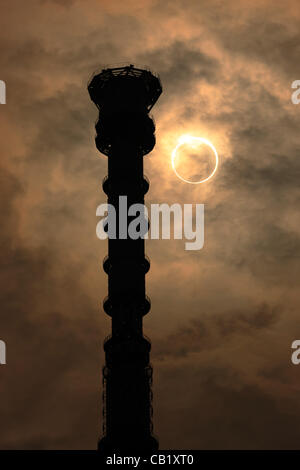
[171,135,219,184]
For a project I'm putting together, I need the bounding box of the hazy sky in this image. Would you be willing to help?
[1,0,300,449]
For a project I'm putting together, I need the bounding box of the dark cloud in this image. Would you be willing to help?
[0,165,105,449]
[157,369,300,449]
[0,0,300,451]
[154,303,279,360]
[138,40,220,89]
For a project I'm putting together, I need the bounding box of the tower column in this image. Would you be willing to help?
[88,65,162,453]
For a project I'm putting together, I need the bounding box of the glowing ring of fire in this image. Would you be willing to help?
[171,135,219,184]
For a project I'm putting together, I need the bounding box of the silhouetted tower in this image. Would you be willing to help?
[88,65,162,452]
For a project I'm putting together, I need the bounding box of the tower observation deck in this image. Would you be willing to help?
[88,65,162,452]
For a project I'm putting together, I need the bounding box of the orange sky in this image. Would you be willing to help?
[1,0,300,449]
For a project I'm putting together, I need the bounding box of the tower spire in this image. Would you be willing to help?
[88,64,162,452]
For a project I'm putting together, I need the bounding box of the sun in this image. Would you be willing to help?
[171,135,219,184]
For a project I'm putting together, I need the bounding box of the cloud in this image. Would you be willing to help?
[0,0,300,450]
[153,303,279,360]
